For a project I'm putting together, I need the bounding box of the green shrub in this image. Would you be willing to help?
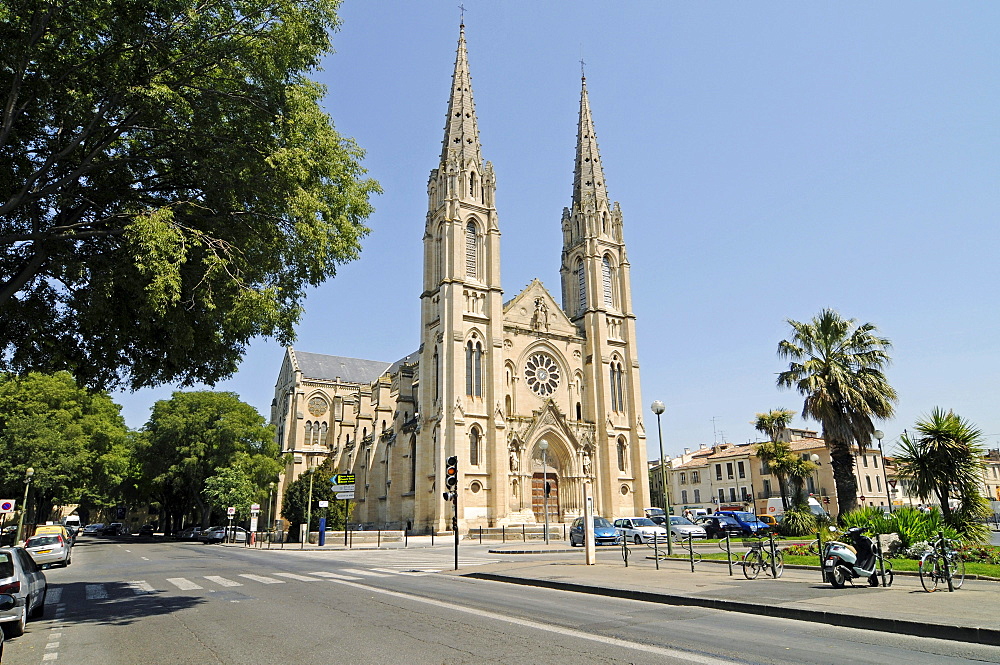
[778,508,817,536]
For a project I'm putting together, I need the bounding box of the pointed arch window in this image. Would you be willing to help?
[602,255,615,308]
[469,426,481,466]
[319,422,328,447]
[617,437,628,472]
[469,171,477,198]
[465,221,481,280]
[434,224,445,284]
[609,360,625,412]
[576,258,586,315]
[433,347,440,402]
[304,421,313,446]
[466,339,483,397]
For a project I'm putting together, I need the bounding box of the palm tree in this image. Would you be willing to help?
[895,408,987,525]
[776,308,896,517]
[752,409,795,510]
[785,455,819,507]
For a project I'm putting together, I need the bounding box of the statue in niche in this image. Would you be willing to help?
[531,297,549,331]
[582,451,592,476]
[509,447,519,472]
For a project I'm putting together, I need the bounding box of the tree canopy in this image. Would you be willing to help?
[0,371,132,521]
[776,308,896,517]
[0,0,380,391]
[139,390,281,530]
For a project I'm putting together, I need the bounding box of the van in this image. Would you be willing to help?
[763,496,829,519]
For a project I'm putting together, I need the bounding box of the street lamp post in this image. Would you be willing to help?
[809,454,821,499]
[875,430,891,513]
[302,468,315,550]
[539,439,549,544]
[15,467,34,545]
[266,481,276,532]
[651,401,672,556]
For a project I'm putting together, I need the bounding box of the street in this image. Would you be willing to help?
[3,536,999,665]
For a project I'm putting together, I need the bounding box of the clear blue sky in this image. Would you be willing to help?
[114,1,1000,458]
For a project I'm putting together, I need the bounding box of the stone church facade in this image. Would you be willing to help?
[271,25,650,533]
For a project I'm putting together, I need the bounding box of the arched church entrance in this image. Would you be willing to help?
[531,473,559,524]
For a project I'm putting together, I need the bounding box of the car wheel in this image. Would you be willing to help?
[5,602,26,637]
[633,535,642,545]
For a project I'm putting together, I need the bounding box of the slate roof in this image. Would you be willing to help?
[293,350,392,385]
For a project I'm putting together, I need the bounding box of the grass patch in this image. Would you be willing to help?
[660,551,1000,578]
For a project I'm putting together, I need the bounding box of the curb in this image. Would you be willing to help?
[463,572,1000,646]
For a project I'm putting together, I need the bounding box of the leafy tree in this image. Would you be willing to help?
[281,456,348,539]
[139,391,280,531]
[0,0,380,391]
[777,308,897,517]
[0,372,131,522]
[752,409,795,510]
[895,408,990,540]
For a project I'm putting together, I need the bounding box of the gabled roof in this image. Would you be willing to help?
[291,349,392,385]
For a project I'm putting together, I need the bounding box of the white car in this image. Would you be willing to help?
[668,516,708,541]
[0,547,47,637]
[613,517,669,545]
[24,534,71,567]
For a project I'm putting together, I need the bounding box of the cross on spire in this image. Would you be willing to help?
[459,3,466,25]
[580,57,586,80]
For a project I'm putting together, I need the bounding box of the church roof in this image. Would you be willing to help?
[291,349,392,385]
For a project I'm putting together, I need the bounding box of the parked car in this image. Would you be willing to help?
[200,526,249,544]
[32,525,72,545]
[667,515,707,541]
[82,523,105,536]
[0,546,47,637]
[757,515,780,530]
[138,524,156,537]
[713,511,770,536]
[569,516,622,547]
[613,517,668,545]
[23,535,71,568]
[175,526,203,541]
[694,514,743,539]
[102,523,127,536]
[643,507,667,526]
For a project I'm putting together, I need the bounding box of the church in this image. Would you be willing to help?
[271,24,651,534]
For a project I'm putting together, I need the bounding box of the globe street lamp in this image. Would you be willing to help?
[15,467,34,545]
[651,401,672,556]
[875,430,891,513]
[539,439,549,544]
[810,454,821,500]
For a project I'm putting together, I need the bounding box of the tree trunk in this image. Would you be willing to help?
[829,442,858,518]
[777,475,789,511]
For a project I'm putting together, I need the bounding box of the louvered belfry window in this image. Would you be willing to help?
[466,222,478,279]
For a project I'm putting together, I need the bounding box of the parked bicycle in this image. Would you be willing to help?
[919,533,965,592]
[742,538,783,579]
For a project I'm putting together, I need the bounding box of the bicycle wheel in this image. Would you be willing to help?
[919,553,940,592]
[950,555,965,590]
[770,550,784,578]
[742,549,762,580]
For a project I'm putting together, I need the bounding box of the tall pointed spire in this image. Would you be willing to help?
[573,75,610,209]
[440,23,482,167]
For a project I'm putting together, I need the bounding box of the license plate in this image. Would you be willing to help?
[824,561,834,568]
[38,550,52,554]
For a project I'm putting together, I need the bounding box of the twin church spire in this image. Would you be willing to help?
[440,23,483,170]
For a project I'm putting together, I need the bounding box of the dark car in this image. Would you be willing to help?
[138,524,156,537]
[569,516,622,547]
[101,523,127,537]
[695,514,743,539]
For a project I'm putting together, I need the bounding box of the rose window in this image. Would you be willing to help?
[524,353,560,396]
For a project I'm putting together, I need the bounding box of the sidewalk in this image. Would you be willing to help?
[455,542,1000,646]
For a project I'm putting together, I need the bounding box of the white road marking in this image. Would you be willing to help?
[321,578,738,665]
[48,588,63,603]
[127,580,155,594]
[46,641,59,649]
[166,578,203,590]
[50,632,62,638]
[43,653,57,661]
[339,568,390,577]
[273,572,321,582]
[239,574,284,584]
[85,585,107,600]
[204,575,242,587]
[141,557,149,560]
[309,571,362,581]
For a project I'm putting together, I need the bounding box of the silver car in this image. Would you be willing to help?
[613,517,669,545]
[24,534,72,567]
[0,547,47,637]
[668,515,708,541]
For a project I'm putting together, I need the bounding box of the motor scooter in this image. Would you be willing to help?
[823,527,893,588]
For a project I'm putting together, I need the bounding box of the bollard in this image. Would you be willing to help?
[653,531,659,570]
[431,529,434,546]
[378,529,382,548]
[479,526,483,544]
[405,528,408,548]
[688,532,695,572]
[769,532,777,578]
[502,525,506,544]
[522,524,526,542]
[622,540,629,567]
[725,531,733,576]
[877,529,888,587]
[818,528,825,583]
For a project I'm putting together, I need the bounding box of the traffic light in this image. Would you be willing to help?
[823,496,830,505]
[443,455,458,501]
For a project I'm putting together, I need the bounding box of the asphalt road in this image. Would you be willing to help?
[3,536,999,665]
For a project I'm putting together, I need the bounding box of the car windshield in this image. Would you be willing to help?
[631,518,657,527]
[26,536,61,547]
[669,516,694,525]
[717,516,739,525]
[593,517,613,528]
[730,512,757,522]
